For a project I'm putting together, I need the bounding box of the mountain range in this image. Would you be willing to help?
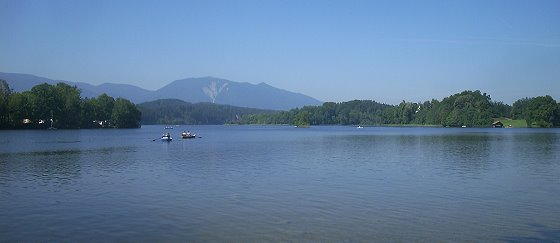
[0,72,321,110]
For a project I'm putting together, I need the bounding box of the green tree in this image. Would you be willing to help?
[111,98,141,128]
[0,79,11,128]
[91,94,115,127]
[54,83,82,128]
[511,98,530,120]
[491,101,512,118]
[30,83,61,128]
[293,110,310,126]
[525,96,558,127]
[438,90,493,127]
[80,98,97,128]
[511,96,559,127]
[7,92,33,128]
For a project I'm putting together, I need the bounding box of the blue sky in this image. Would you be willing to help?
[1,0,559,104]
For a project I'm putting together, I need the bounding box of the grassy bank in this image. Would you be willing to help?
[380,124,441,127]
[493,118,527,128]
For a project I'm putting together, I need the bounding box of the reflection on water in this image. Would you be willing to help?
[503,223,560,242]
[0,126,559,241]
[0,146,140,186]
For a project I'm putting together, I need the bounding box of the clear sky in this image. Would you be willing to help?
[1,0,559,104]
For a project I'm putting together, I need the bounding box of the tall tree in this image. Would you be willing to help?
[80,98,97,128]
[511,96,559,127]
[91,94,115,126]
[111,98,141,128]
[293,110,310,126]
[7,92,33,128]
[30,83,62,128]
[55,83,82,128]
[525,96,559,127]
[0,79,11,128]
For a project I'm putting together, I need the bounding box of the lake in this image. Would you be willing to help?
[1,125,559,241]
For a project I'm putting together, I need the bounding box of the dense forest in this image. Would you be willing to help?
[0,80,141,129]
[138,99,274,125]
[238,90,560,128]
[2,78,558,128]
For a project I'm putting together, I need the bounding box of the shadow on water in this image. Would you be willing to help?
[329,134,494,175]
[36,140,81,144]
[511,133,560,162]
[330,132,559,175]
[502,223,560,243]
[432,134,493,174]
[0,149,83,185]
[0,146,138,185]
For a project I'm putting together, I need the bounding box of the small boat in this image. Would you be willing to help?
[161,133,172,141]
[461,125,467,128]
[357,126,363,129]
[181,131,196,139]
[164,126,173,129]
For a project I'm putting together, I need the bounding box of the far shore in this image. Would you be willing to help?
[221,123,539,128]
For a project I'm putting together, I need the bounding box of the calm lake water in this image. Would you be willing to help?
[1,125,559,241]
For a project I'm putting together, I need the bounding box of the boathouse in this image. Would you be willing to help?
[492,121,504,128]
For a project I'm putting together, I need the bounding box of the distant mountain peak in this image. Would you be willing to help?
[0,72,322,110]
[201,76,224,80]
[202,80,229,103]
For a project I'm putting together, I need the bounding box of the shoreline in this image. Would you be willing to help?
[4,124,556,130]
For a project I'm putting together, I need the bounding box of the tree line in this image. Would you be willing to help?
[3,80,556,128]
[238,90,560,127]
[138,99,274,125]
[0,80,141,129]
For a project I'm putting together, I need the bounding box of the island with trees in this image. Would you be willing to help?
[0,80,141,129]
[238,90,560,128]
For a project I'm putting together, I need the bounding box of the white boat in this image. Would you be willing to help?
[164,126,173,129]
[181,131,196,139]
[357,126,363,129]
[161,133,172,141]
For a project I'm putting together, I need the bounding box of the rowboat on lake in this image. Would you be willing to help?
[161,133,172,141]
[181,131,196,139]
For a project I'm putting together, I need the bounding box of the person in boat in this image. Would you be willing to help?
[181,131,196,138]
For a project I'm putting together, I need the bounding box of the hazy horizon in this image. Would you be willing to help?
[1,0,559,104]
[2,70,558,106]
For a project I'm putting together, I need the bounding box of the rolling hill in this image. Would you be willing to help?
[137,99,275,125]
